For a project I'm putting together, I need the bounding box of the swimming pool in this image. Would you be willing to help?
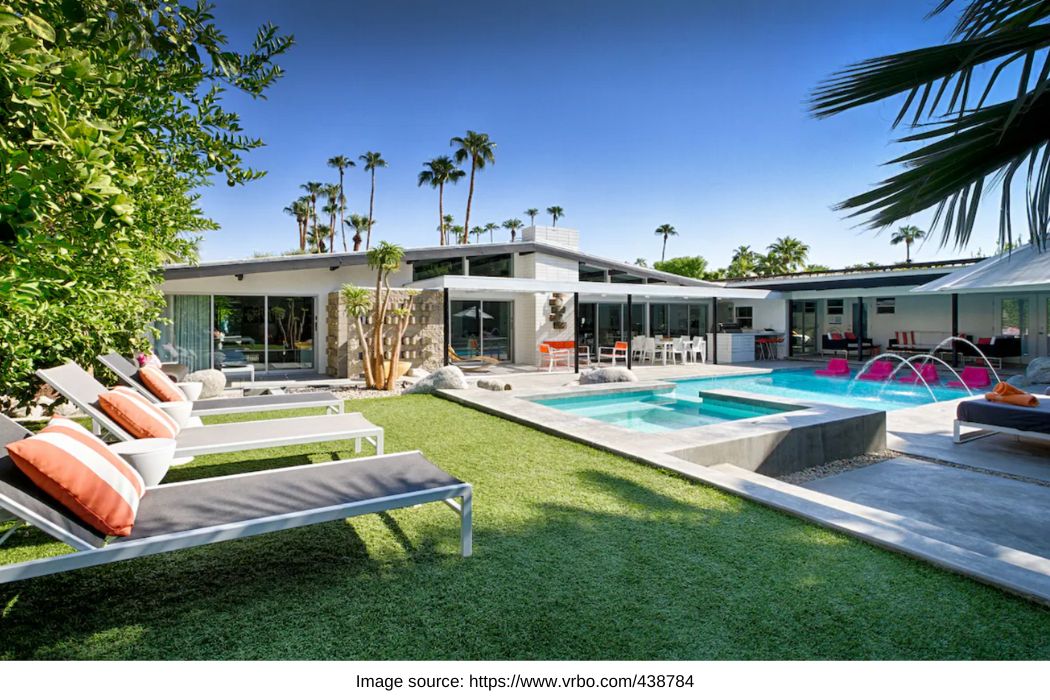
[672,368,970,412]
[533,390,794,433]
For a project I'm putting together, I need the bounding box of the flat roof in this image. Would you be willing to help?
[408,275,780,300]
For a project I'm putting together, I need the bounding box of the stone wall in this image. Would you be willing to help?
[326,289,444,378]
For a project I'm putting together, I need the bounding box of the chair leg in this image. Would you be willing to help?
[460,490,473,557]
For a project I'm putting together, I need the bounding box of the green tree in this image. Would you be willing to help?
[300,181,323,243]
[0,1,291,408]
[327,155,355,252]
[283,198,310,252]
[309,224,331,253]
[449,224,464,242]
[654,256,708,279]
[418,156,465,245]
[365,241,413,390]
[470,225,485,243]
[811,0,1050,251]
[727,245,760,277]
[890,225,927,263]
[634,257,648,267]
[451,131,496,242]
[322,183,340,253]
[525,208,539,226]
[547,206,564,226]
[654,223,677,262]
[359,151,387,248]
[767,236,809,272]
[502,218,523,241]
[484,222,499,242]
[346,214,370,252]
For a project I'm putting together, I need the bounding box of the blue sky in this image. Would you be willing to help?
[197,0,995,268]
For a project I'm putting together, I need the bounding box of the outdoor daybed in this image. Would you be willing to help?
[953,396,1050,444]
[0,417,472,583]
[99,353,344,417]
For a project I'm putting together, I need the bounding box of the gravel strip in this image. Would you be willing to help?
[777,451,896,485]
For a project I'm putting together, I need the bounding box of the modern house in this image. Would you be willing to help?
[157,226,1048,378]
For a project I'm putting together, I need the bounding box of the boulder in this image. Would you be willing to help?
[185,369,226,399]
[579,367,638,385]
[477,379,512,392]
[408,367,430,378]
[1025,357,1050,385]
[405,365,468,394]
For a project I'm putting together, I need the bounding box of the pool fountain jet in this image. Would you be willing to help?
[845,353,939,402]
[923,335,1003,385]
[876,353,974,401]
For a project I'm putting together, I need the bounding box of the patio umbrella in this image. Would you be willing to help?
[453,307,494,320]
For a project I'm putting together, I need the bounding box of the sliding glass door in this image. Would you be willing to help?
[450,300,513,361]
[791,301,818,356]
[267,296,315,370]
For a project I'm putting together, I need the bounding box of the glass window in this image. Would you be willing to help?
[609,270,643,284]
[1001,298,1029,355]
[598,303,623,347]
[450,301,482,358]
[791,300,818,355]
[650,304,668,337]
[212,296,265,372]
[669,304,690,336]
[412,257,464,281]
[735,305,754,329]
[155,295,211,372]
[469,254,512,278]
[827,299,844,315]
[875,297,895,314]
[482,301,512,360]
[578,303,597,352]
[688,304,708,337]
[630,303,646,337]
[267,296,315,370]
[578,264,606,282]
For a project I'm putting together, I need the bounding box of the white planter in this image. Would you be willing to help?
[110,438,176,487]
[176,381,203,402]
[157,400,193,429]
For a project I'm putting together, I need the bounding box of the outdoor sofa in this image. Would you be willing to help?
[953,395,1050,444]
[98,353,343,417]
[0,416,472,583]
[38,363,383,459]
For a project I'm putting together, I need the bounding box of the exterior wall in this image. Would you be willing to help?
[521,225,579,250]
[326,289,444,378]
[533,252,579,282]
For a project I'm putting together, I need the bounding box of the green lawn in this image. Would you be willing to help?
[1,395,1048,659]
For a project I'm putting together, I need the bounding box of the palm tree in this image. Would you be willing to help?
[547,206,564,226]
[451,131,496,240]
[449,224,464,244]
[484,222,499,242]
[502,218,523,241]
[300,182,324,242]
[470,225,485,243]
[309,224,331,253]
[346,214,370,252]
[728,245,760,277]
[327,155,355,252]
[634,257,648,267]
[322,183,341,253]
[811,0,1050,251]
[359,151,387,249]
[283,198,310,252]
[418,156,465,246]
[767,236,810,272]
[654,223,677,262]
[525,208,539,226]
[890,225,926,263]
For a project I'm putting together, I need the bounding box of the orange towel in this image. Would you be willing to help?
[985,382,1039,407]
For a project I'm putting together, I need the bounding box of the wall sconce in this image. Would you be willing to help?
[234,274,244,281]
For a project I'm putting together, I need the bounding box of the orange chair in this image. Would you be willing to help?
[598,341,629,365]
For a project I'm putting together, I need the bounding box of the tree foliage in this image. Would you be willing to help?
[0,0,291,408]
[653,255,708,280]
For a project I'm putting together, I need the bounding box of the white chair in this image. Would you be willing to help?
[631,336,646,363]
[539,344,572,372]
[670,337,687,365]
[642,337,658,364]
[598,341,629,365]
[692,336,707,364]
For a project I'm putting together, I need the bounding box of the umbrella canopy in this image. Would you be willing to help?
[453,306,494,320]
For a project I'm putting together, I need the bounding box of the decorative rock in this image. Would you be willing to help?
[408,367,430,378]
[477,379,512,392]
[579,367,638,385]
[185,369,226,399]
[1025,357,1050,385]
[404,365,468,394]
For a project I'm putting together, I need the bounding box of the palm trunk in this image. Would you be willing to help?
[329,211,336,253]
[338,169,347,252]
[366,171,376,249]
[463,163,476,244]
[662,236,667,262]
[353,228,362,252]
[438,182,445,246]
[371,271,387,389]
[511,229,516,242]
[353,316,373,388]
[906,240,911,264]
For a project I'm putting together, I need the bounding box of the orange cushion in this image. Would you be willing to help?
[7,417,146,536]
[98,387,180,439]
[138,365,185,403]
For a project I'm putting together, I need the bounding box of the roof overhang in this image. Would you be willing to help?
[911,245,1050,294]
[407,275,781,300]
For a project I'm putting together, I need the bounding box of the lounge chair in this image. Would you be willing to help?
[815,358,850,377]
[897,363,939,385]
[448,346,500,373]
[99,353,343,417]
[37,363,383,459]
[858,360,894,381]
[947,366,991,389]
[0,416,471,583]
[953,395,1050,444]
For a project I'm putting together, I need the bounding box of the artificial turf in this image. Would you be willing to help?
[0,395,1048,659]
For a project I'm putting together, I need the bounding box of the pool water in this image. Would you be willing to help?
[672,368,970,412]
[534,390,791,434]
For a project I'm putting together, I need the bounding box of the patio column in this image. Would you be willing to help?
[856,296,864,361]
[951,293,959,367]
[573,291,581,374]
[626,294,633,370]
[712,296,718,364]
[443,287,450,367]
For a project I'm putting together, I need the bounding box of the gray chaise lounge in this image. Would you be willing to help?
[98,353,343,417]
[0,417,471,583]
[38,363,384,458]
[954,395,1050,444]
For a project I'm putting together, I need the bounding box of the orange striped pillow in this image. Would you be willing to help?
[8,418,146,536]
[98,386,180,439]
[137,365,185,403]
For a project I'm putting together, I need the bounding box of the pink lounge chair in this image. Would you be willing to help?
[898,363,939,385]
[815,358,850,377]
[858,360,894,382]
[947,366,991,389]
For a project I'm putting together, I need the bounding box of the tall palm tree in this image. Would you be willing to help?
[767,236,810,272]
[811,0,1050,251]
[449,224,464,244]
[300,182,324,242]
[890,225,926,263]
[484,222,499,242]
[309,224,331,253]
[327,155,355,252]
[525,208,539,226]
[634,257,648,267]
[359,151,387,249]
[322,183,341,253]
[451,131,496,241]
[502,218,523,241]
[418,156,465,246]
[728,245,760,277]
[470,226,485,243]
[654,223,677,262]
[283,198,310,252]
[547,206,564,226]
[346,214,370,252]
